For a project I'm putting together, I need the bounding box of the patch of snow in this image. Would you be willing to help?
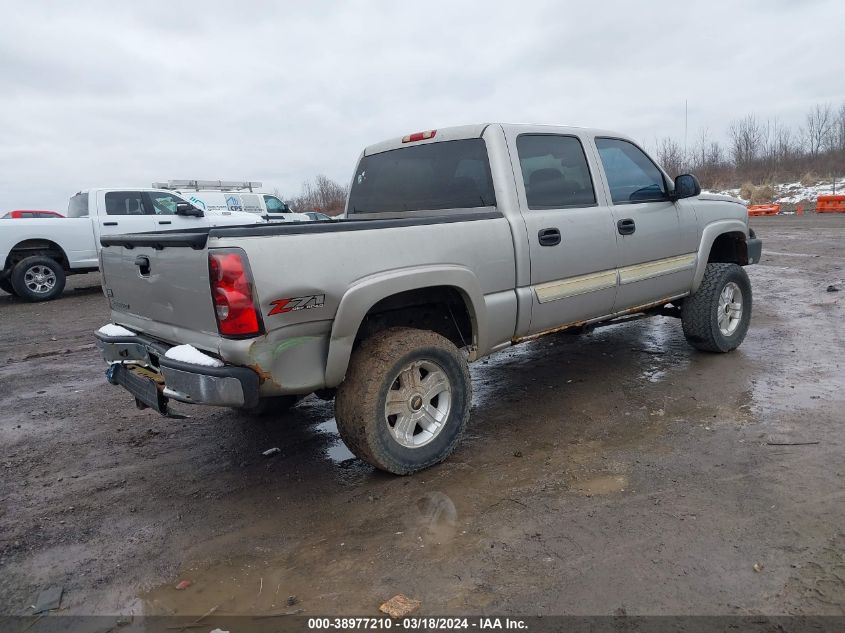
[703,189,747,204]
[707,178,842,207]
[699,192,744,204]
[97,323,136,337]
[164,344,224,368]
[775,181,840,205]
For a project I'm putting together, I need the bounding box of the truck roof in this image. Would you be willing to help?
[363,123,630,156]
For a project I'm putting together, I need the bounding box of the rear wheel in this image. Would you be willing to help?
[10,256,66,302]
[334,327,471,475]
[682,263,752,352]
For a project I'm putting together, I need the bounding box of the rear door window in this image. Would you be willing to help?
[595,138,668,204]
[104,192,147,216]
[516,135,597,209]
[347,139,496,214]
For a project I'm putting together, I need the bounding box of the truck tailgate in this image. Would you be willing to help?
[100,233,219,339]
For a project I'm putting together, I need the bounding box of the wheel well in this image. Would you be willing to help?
[5,240,69,271]
[708,232,748,265]
[354,286,474,350]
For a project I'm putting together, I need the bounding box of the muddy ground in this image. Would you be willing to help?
[1,214,843,616]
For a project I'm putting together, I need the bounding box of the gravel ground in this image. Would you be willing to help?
[1,214,843,616]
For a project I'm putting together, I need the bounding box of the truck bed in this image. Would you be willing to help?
[99,211,518,393]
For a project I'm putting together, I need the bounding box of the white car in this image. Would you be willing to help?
[0,187,265,302]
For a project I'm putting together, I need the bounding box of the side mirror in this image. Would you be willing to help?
[175,202,204,217]
[672,174,701,200]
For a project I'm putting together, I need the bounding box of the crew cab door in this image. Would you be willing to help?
[592,138,697,312]
[96,191,157,236]
[506,130,619,334]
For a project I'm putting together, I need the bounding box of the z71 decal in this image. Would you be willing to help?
[268,294,326,316]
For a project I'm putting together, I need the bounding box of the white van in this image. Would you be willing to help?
[152,180,309,222]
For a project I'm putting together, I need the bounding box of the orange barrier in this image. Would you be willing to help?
[816,195,845,213]
[747,204,781,217]
[796,204,804,216]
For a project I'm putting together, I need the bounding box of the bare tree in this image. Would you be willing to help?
[728,114,764,166]
[657,136,686,177]
[836,103,845,152]
[704,140,724,167]
[772,121,793,164]
[691,127,711,171]
[802,103,834,157]
[289,174,348,214]
[760,118,793,167]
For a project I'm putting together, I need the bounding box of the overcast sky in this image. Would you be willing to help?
[1,0,843,212]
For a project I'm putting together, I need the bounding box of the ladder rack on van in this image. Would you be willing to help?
[152,180,263,192]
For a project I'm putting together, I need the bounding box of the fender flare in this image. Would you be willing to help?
[691,220,749,293]
[4,238,70,272]
[324,265,486,387]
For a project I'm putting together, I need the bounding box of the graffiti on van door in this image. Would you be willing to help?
[226,195,243,212]
[188,196,207,210]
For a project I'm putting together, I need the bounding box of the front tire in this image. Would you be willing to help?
[682,263,752,352]
[10,256,66,302]
[334,327,471,475]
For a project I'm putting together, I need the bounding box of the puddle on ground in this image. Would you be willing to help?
[141,490,460,616]
[572,474,628,496]
[745,266,845,422]
[315,418,356,464]
[401,491,458,546]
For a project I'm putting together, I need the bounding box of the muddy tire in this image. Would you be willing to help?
[682,263,752,352]
[10,256,66,302]
[235,395,299,417]
[334,327,471,475]
[0,278,17,296]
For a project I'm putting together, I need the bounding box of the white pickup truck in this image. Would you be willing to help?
[0,188,265,302]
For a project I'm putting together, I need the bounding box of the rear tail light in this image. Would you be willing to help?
[402,129,437,143]
[208,249,262,337]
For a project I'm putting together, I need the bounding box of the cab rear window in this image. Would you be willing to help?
[346,139,496,214]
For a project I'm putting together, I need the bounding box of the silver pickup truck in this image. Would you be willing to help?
[95,123,762,474]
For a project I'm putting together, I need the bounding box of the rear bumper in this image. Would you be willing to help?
[95,331,259,414]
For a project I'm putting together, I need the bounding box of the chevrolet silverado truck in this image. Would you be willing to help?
[95,123,762,474]
[0,188,265,301]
